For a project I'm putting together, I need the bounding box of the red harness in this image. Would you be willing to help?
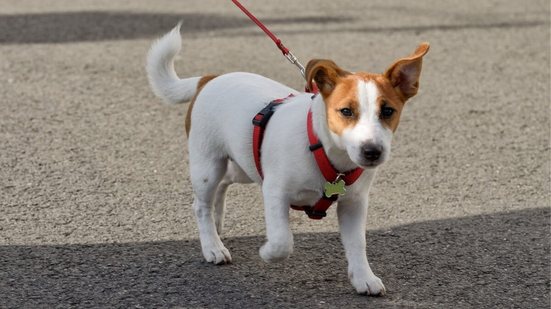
[252,95,364,219]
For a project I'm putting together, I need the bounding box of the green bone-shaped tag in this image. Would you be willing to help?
[324,179,346,198]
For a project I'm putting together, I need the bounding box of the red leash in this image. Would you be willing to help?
[231,0,307,79]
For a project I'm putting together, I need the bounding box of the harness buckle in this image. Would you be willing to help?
[299,194,338,219]
[252,103,276,127]
[304,208,327,219]
[252,98,288,128]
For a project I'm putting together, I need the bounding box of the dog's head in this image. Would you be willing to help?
[305,43,429,168]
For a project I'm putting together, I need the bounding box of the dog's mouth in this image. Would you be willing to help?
[359,159,384,169]
[348,155,385,169]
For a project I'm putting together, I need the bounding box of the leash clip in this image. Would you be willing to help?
[283,50,306,78]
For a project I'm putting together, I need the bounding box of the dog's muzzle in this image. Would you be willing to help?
[360,143,384,167]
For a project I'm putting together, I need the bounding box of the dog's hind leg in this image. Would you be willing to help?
[214,160,253,235]
[189,154,232,264]
[213,177,230,235]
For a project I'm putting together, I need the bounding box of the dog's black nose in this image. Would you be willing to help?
[362,144,382,161]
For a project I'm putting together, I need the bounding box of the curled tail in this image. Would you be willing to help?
[146,23,201,104]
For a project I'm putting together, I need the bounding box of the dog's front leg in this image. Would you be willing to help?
[259,185,293,262]
[337,196,386,296]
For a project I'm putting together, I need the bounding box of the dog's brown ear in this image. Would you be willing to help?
[305,59,349,97]
[384,42,430,100]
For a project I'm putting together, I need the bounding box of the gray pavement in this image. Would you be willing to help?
[1,0,550,308]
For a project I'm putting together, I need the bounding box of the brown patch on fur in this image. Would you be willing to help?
[325,73,408,135]
[305,59,350,97]
[320,42,429,135]
[384,42,430,100]
[371,74,407,132]
[185,75,218,136]
[325,75,361,135]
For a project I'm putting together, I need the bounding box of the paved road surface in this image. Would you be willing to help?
[1,0,549,308]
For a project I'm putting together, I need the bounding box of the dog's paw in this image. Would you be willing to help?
[259,241,293,263]
[201,242,232,265]
[349,271,386,296]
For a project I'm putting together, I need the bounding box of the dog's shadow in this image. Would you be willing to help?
[2,208,549,308]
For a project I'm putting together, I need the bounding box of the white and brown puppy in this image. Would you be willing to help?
[146,24,429,296]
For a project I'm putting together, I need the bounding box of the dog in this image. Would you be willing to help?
[146,24,429,296]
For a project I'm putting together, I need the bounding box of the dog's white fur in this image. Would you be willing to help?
[147,24,428,296]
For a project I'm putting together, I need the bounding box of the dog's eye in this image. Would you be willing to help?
[340,108,353,117]
[380,106,395,119]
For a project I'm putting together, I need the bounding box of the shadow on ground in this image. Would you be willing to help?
[0,11,546,44]
[0,11,347,44]
[1,208,549,308]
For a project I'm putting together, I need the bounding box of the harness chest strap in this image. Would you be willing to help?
[293,110,364,219]
[252,97,364,220]
[252,95,293,178]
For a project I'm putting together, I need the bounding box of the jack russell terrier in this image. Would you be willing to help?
[146,24,429,296]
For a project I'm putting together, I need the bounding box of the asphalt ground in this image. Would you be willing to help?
[1,0,549,308]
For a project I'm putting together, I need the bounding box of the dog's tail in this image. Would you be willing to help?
[146,23,201,104]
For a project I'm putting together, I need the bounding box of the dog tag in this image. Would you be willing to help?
[324,179,346,198]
